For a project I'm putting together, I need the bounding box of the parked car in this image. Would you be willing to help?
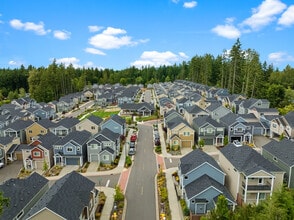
[0,162,4,168]
[128,148,136,156]
[130,133,137,142]
[130,141,136,149]
[155,139,161,146]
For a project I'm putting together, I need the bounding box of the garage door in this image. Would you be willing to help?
[90,154,99,162]
[182,140,192,148]
[66,158,79,165]
[203,138,213,145]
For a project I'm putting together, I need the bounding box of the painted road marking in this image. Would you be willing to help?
[106,179,110,187]
[141,186,144,195]
[169,158,172,163]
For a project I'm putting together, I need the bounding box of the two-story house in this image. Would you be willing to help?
[205,102,231,121]
[53,130,92,166]
[262,139,294,188]
[193,116,225,146]
[22,132,61,171]
[76,115,103,135]
[24,171,99,220]
[178,149,235,216]
[49,117,79,137]
[101,114,126,137]
[3,119,34,144]
[219,112,253,144]
[219,143,284,206]
[166,115,195,149]
[87,128,121,164]
[25,119,55,144]
[0,173,49,220]
[270,111,294,139]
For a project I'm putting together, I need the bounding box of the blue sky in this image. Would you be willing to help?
[0,0,294,70]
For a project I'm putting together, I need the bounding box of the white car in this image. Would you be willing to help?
[0,162,4,168]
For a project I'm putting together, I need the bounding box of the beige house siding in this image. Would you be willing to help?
[76,119,100,135]
[218,152,240,200]
[29,209,64,220]
[26,123,48,144]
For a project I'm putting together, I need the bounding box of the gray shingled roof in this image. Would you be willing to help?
[193,115,223,128]
[263,139,294,166]
[179,149,222,175]
[284,111,294,127]
[166,115,190,130]
[4,119,34,131]
[55,130,91,146]
[184,174,234,202]
[24,171,96,219]
[0,136,15,145]
[184,105,206,114]
[36,118,55,129]
[0,173,48,220]
[56,117,80,128]
[87,115,103,125]
[220,143,282,175]
[37,132,61,149]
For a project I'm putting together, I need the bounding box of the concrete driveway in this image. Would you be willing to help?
[0,160,23,183]
[58,165,79,177]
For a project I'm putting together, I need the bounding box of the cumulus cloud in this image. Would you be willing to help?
[241,0,287,31]
[88,25,103,32]
[9,19,50,35]
[211,23,241,39]
[278,5,294,27]
[53,57,80,68]
[53,30,71,40]
[131,51,189,68]
[183,1,197,9]
[88,26,146,52]
[84,47,106,55]
[268,52,294,63]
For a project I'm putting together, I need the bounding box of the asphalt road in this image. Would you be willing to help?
[125,123,157,220]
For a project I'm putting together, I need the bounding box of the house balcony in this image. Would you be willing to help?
[242,181,271,191]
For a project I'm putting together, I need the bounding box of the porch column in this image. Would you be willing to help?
[244,177,248,203]
[270,177,274,197]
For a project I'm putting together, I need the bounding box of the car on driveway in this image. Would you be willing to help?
[0,162,4,168]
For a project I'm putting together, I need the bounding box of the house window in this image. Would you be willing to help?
[259,193,266,200]
[200,128,204,132]
[273,157,277,162]
[183,132,190,136]
[184,175,188,180]
[237,127,243,132]
[258,178,263,185]
[91,144,98,149]
[206,128,213,133]
[67,147,73,152]
[91,126,96,130]
[44,152,48,156]
[41,130,44,133]
[77,147,80,151]
[230,127,233,131]
[33,152,41,157]
[29,130,32,133]
[173,140,179,145]
[103,155,110,160]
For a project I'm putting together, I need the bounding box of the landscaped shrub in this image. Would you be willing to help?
[125,156,132,168]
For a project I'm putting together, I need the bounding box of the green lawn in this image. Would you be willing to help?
[89,110,120,119]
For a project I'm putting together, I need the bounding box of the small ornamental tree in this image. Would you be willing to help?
[0,191,9,216]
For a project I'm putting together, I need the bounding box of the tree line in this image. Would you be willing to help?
[0,39,294,111]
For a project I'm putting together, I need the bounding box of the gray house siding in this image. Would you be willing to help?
[182,163,225,186]
[262,149,294,188]
[100,151,114,164]
[101,120,123,136]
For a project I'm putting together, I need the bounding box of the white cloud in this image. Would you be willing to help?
[241,0,287,31]
[88,25,103,33]
[84,47,106,55]
[8,60,18,65]
[131,51,188,68]
[179,52,189,59]
[211,23,241,39]
[53,30,71,40]
[53,57,80,68]
[268,52,294,63]
[9,19,50,35]
[183,1,197,9]
[278,5,294,27]
[88,26,144,50]
[171,0,180,3]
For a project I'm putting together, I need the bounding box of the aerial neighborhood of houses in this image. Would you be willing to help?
[0,80,293,219]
